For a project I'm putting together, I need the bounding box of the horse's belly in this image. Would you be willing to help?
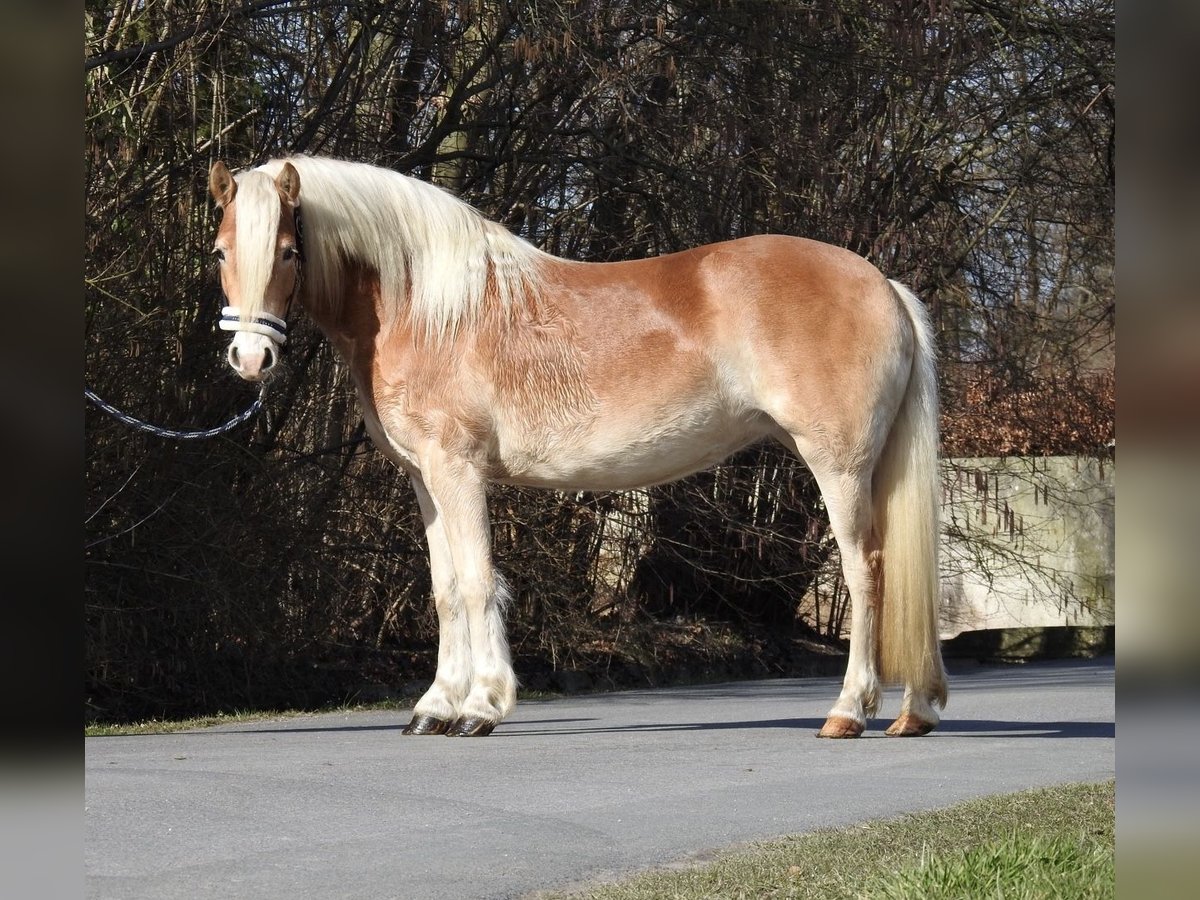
[492,406,770,491]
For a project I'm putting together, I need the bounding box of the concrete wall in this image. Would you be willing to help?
[939,456,1114,639]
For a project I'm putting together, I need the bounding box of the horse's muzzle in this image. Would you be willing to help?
[220,306,288,382]
[226,334,278,381]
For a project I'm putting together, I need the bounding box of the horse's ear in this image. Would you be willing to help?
[275,162,301,208]
[209,161,236,207]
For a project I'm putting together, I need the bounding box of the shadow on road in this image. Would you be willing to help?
[497,717,1113,739]
[93,714,1111,740]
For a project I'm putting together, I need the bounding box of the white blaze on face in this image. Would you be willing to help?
[232,175,284,317]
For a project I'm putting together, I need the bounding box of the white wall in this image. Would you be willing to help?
[939,456,1115,638]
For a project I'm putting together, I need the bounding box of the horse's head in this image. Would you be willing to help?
[209,160,303,382]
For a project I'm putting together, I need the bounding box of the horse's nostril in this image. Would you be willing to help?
[228,345,241,369]
[262,345,274,370]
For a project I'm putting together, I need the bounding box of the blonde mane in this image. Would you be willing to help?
[236,155,547,337]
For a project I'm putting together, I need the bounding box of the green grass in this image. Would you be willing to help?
[873,830,1112,899]
[536,781,1113,900]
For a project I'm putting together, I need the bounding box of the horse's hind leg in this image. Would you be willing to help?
[801,462,883,738]
[886,687,941,736]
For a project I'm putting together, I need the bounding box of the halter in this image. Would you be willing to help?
[218,206,305,347]
[218,307,288,344]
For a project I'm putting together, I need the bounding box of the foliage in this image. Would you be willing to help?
[84,0,1114,722]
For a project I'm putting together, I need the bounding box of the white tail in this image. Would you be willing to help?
[875,280,947,706]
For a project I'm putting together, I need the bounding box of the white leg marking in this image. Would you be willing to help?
[808,465,881,731]
[424,453,518,725]
[411,476,471,722]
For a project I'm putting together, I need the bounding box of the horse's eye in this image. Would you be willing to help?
[281,247,296,261]
[213,248,226,262]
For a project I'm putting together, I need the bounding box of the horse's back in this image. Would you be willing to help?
[552,233,896,345]
[547,233,907,411]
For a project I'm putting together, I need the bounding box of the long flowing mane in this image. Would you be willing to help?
[240,155,547,337]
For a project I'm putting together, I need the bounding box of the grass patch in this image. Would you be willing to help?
[874,830,1112,899]
[538,780,1113,900]
[85,708,320,737]
[85,689,568,736]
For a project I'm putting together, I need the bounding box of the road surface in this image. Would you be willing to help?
[85,657,1114,899]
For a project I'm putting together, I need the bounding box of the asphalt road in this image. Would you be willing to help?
[85,657,1114,899]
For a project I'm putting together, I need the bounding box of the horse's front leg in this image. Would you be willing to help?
[402,474,471,735]
[408,453,516,737]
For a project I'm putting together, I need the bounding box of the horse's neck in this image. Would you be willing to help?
[302,269,384,366]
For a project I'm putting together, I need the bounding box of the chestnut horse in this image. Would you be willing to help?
[209,154,947,738]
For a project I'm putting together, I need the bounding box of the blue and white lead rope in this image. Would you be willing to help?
[84,383,265,440]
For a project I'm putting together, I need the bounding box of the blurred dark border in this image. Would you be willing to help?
[1,6,82,900]
[0,5,79,748]
[1117,3,1200,898]
[1116,2,1200,685]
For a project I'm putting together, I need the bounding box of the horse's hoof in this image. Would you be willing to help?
[446,716,497,737]
[402,714,451,735]
[816,716,864,739]
[884,714,936,737]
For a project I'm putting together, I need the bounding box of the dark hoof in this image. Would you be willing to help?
[816,716,864,739]
[446,716,497,737]
[884,714,936,737]
[402,714,451,735]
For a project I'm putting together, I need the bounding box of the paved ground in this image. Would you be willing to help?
[85,658,1114,899]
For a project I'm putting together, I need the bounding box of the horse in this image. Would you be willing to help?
[208,153,947,739]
